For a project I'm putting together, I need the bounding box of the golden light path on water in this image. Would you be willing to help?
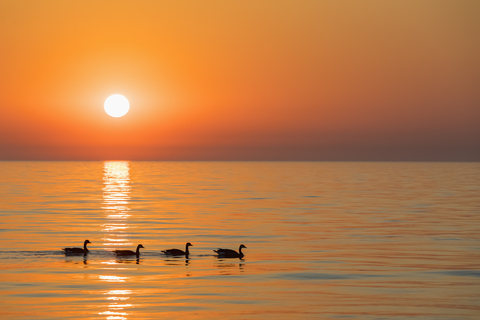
[101,161,133,319]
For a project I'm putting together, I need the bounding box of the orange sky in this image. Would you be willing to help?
[1,1,479,160]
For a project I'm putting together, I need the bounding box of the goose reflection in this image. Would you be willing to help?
[114,257,142,265]
[101,258,141,267]
[163,256,190,266]
[215,261,245,275]
[64,255,89,266]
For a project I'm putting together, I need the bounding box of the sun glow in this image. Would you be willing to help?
[104,95,129,117]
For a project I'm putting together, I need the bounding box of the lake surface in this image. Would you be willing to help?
[0,161,479,319]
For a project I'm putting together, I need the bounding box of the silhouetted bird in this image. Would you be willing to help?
[214,244,247,258]
[162,242,192,256]
[63,240,91,255]
[114,244,144,257]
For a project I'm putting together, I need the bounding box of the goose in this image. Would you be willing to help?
[63,240,91,255]
[114,244,144,257]
[162,242,192,256]
[214,244,247,258]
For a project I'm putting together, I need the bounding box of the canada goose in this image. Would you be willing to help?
[114,244,144,257]
[162,242,192,256]
[214,244,247,258]
[63,240,91,255]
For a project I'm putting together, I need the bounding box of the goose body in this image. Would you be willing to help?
[63,240,91,255]
[162,242,192,256]
[214,244,247,258]
[114,244,144,257]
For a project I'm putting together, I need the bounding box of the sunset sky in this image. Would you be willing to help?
[1,1,479,161]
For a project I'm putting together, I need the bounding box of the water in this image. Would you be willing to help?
[0,161,479,319]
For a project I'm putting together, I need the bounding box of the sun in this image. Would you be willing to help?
[104,94,129,117]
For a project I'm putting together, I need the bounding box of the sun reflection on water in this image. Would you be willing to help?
[102,161,131,249]
[101,162,134,319]
[99,290,134,319]
[99,311,128,320]
[99,275,128,282]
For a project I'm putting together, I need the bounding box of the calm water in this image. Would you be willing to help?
[0,161,479,319]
